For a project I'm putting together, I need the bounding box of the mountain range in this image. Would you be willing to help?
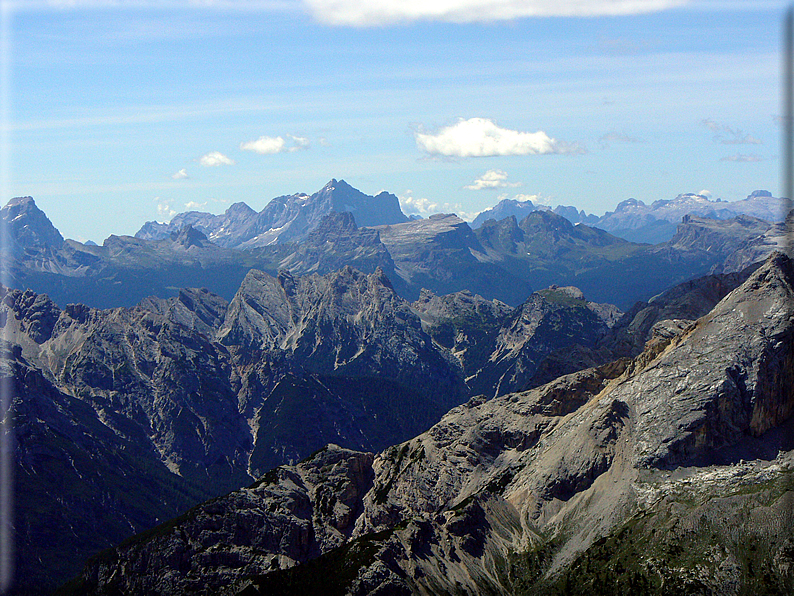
[472,189,788,244]
[54,251,794,596]
[136,179,408,248]
[2,178,793,594]
[2,181,788,311]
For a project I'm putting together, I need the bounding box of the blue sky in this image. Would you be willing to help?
[3,0,789,242]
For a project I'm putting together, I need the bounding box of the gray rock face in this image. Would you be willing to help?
[600,263,761,358]
[374,213,533,304]
[667,213,773,255]
[467,287,612,397]
[472,210,703,308]
[717,210,793,275]
[270,211,396,280]
[76,446,375,595]
[66,252,794,596]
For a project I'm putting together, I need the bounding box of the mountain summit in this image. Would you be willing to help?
[0,196,64,252]
[135,179,408,248]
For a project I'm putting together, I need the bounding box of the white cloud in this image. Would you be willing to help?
[240,134,310,154]
[240,135,285,154]
[398,190,475,218]
[171,168,188,179]
[465,169,521,190]
[399,191,438,215]
[701,118,762,145]
[184,201,208,210]
[720,154,763,163]
[198,151,235,166]
[698,189,713,198]
[303,0,687,26]
[155,197,176,221]
[288,135,310,151]
[415,118,584,157]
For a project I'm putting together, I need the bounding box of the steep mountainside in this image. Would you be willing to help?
[473,210,718,308]
[136,179,408,247]
[0,196,64,253]
[2,214,266,308]
[65,252,794,596]
[5,259,679,594]
[255,211,399,283]
[373,213,533,304]
[1,268,466,593]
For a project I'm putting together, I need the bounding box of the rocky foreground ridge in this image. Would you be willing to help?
[6,255,726,593]
[61,252,794,595]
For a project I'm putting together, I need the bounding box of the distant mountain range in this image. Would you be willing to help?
[471,189,788,244]
[136,179,408,247]
[2,181,788,311]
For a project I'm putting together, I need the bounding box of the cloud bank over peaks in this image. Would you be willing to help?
[198,151,235,167]
[398,190,477,220]
[155,196,176,221]
[303,0,689,26]
[240,134,310,154]
[465,169,521,190]
[702,119,762,145]
[415,118,585,157]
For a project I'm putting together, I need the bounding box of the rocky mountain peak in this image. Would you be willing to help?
[614,197,646,211]
[1,195,65,251]
[226,201,256,217]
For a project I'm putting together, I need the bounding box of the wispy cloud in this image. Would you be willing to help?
[465,169,521,190]
[415,118,584,158]
[598,130,643,149]
[14,1,297,11]
[303,0,687,26]
[198,151,235,167]
[240,134,310,154]
[720,154,763,162]
[171,168,188,180]
[702,118,762,145]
